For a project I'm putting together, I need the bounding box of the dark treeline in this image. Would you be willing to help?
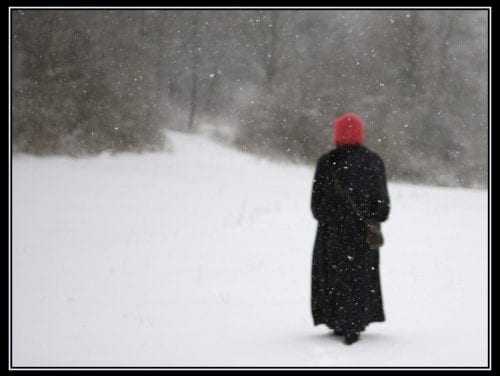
[12,10,487,188]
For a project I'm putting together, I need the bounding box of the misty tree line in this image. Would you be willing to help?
[12,10,487,188]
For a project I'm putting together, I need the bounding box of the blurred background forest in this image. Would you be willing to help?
[11,9,488,188]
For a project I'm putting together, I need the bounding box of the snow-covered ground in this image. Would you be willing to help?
[12,130,488,368]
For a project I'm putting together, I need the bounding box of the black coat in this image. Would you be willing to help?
[311,145,390,333]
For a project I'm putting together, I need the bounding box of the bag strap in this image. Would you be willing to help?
[332,167,373,225]
[332,164,383,250]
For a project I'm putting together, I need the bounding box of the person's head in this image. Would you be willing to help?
[333,112,365,146]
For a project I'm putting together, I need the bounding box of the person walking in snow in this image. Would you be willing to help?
[310,113,390,345]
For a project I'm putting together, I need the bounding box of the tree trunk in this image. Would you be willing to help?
[265,11,279,89]
[187,12,201,132]
[187,71,198,131]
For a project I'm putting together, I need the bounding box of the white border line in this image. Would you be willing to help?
[7,6,493,9]
[8,6,492,371]
[8,6,12,371]
[488,6,492,371]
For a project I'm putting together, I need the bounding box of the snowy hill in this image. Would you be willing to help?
[12,130,488,367]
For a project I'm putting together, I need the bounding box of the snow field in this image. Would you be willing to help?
[12,130,488,367]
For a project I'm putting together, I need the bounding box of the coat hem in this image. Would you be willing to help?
[313,317,386,331]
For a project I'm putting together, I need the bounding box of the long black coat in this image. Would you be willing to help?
[311,145,390,333]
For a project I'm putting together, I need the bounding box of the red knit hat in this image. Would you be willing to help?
[333,112,365,146]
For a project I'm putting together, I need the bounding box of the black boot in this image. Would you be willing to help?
[344,332,359,345]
